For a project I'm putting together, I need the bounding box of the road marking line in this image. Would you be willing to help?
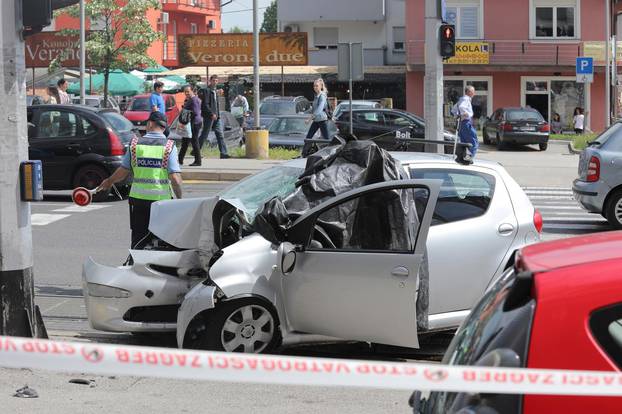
[52,205,109,213]
[31,214,71,226]
[42,299,69,314]
[535,206,586,210]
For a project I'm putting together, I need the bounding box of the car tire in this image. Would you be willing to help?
[605,189,622,229]
[539,142,548,151]
[186,298,281,353]
[482,130,491,145]
[73,164,110,202]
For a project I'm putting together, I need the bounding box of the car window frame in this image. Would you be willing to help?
[589,303,622,370]
[408,166,496,226]
[302,186,431,254]
[34,109,81,140]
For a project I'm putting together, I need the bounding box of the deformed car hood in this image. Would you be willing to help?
[148,196,249,251]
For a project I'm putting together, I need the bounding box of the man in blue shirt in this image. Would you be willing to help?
[150,81,166,114]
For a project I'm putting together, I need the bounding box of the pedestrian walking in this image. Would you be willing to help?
[551,112,563,134]
[198,75,229,158]
[231,93,250,129]
[178,85,203,166]
[57,78,71,104]
[573,107,585,134]
[150,81,166,114]
[452,85,479,160]
[96,111,183,248]
[301,78,330,156]
[46,85,59,104]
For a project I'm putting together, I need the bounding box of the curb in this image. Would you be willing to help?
[567,141,582,155]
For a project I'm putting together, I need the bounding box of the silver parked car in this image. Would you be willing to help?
[83,153,540,352]
[573,121,622,228]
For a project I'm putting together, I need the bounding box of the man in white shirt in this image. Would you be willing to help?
[451,85,478,160]
[57,79,71,104]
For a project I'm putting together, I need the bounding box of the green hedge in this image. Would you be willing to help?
[549,133,598,150]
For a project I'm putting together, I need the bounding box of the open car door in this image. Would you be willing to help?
[277,179,440,348]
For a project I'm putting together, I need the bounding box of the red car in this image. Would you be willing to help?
[412,231,622,413]
[123,94,179,133]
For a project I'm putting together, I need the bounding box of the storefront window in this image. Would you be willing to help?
[443,79,490,130]
[550,80,585,131]
[526,81,548,92]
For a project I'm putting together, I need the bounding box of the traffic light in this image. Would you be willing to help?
[439,24,456,59]
[21,0,80,37]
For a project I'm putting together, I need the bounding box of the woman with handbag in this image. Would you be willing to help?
[178,85,203,166]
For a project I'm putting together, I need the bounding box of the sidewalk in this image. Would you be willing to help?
[178,156,286,181]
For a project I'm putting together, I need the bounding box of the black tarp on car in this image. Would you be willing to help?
[252,139,430,330]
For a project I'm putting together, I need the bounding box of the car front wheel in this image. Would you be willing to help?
[605,189,622,229]
[186,298,281,353]
[539,142,548,151]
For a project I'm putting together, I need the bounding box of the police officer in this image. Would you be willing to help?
[97,111,183,248]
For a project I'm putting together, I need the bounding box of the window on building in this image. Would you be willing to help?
[445,2,481,39]
[532,1,577,39]
[393,26,405,51]
[314,27,338,49]
[190,23,198,34]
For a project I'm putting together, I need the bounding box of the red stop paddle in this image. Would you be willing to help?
[72,187,95,206]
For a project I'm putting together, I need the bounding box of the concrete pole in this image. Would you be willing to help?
[253,0,260,128]
[0,0,38,336]
[424,0,443,153]
[79,0,86,105]
[606,0,611,127]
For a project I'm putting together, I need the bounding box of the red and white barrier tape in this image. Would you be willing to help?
[0,335,621,396]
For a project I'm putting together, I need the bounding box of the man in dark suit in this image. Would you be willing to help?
[198,75,229,159]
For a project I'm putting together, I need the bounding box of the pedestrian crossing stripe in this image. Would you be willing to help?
[31,214,71,226]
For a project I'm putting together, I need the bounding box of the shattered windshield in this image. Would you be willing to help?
[219,166,303,218]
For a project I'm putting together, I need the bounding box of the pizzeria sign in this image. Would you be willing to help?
[177,33,308,67]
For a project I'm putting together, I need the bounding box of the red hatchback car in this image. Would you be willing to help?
[123,94,179,133]
[412,231,622,413]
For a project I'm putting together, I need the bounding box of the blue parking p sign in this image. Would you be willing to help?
[576,57,594,83]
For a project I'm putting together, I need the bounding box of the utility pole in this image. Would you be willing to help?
[0,0,38,337]
[424,0,444,153]
[79,0,85,105]
[252,0,260,128]
[606,0,611,127]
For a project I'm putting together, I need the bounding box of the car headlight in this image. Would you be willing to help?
[87,283,132,298]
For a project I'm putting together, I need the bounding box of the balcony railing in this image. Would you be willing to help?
[163,41,178,61]
[161,0,218,11]
[407,40,585,67]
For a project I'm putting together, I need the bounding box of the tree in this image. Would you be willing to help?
[228,26,247,33]
[260,0,277,33]
[61,0,163,106]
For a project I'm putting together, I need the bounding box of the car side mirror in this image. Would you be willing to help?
[277,242,297,275]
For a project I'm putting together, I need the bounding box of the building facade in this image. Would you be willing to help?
[406,0,620,133]
[277,0,406,66]
[53,0,222,69]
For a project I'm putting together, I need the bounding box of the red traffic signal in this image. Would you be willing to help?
[442,26,454,39]
[439,24,456,58]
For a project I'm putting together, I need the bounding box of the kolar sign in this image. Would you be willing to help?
[25,32,81,68]
[446,42,489,64]
[177,33,308,67]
